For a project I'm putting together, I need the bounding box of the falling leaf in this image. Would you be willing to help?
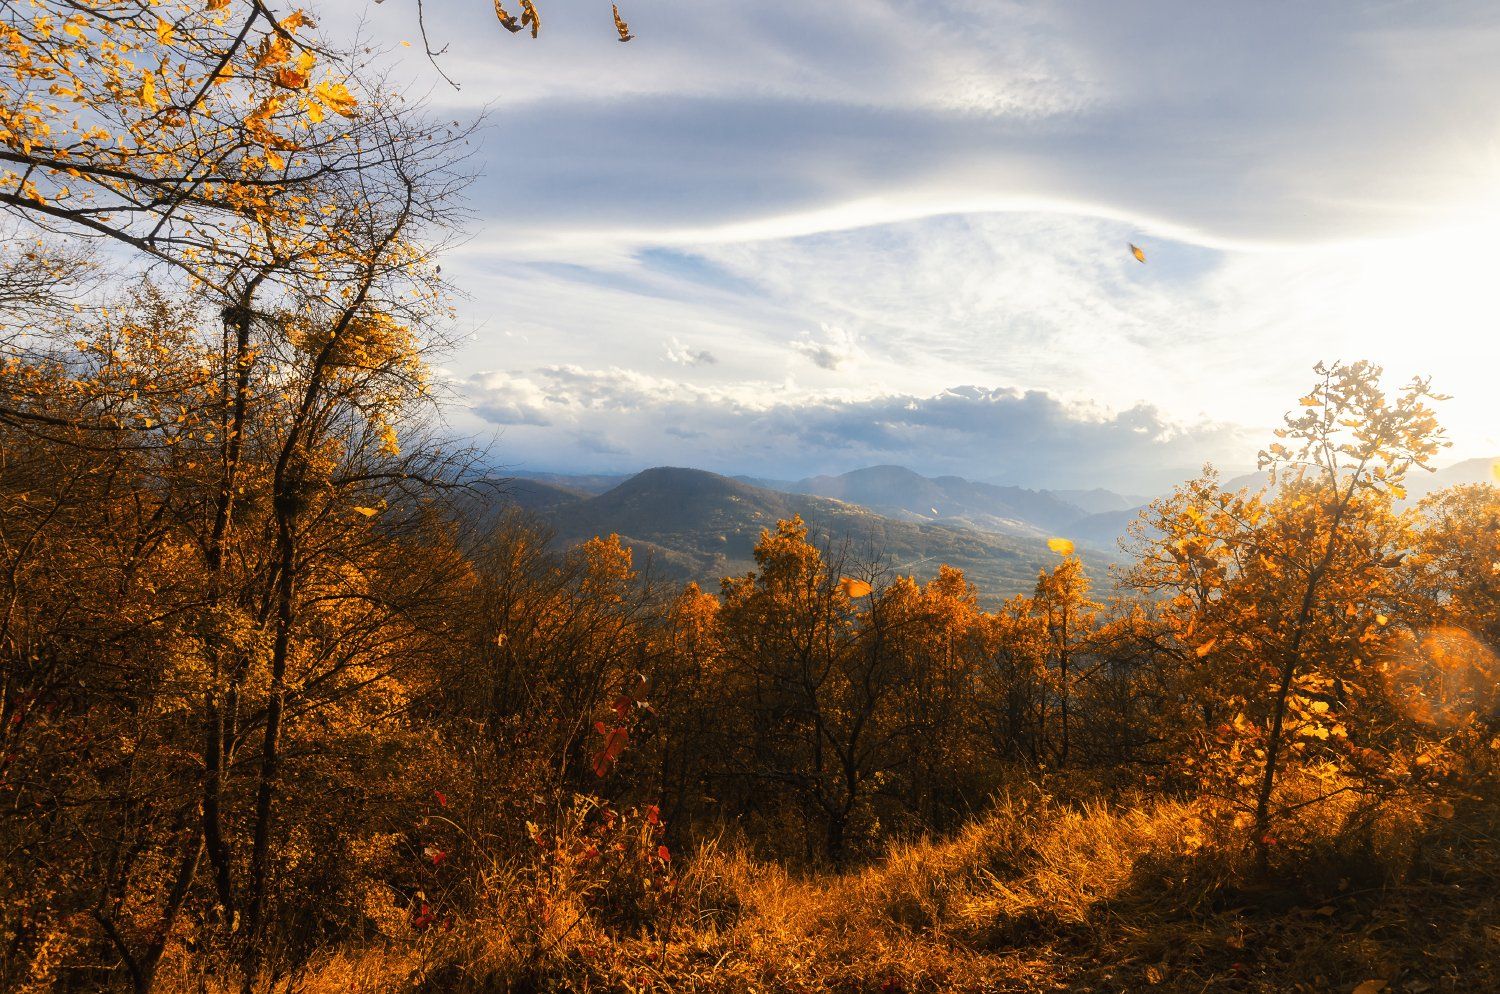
[1195,639,1217,658]
[519,0,540,37]
[839,577,872,598]
[353,506,379,517]
[1129,243,1146,263]
[493,0,523,32]
[1047,537,1075,556]
[612,3,634,41]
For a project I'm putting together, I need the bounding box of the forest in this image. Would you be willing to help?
[2,1,1498,992]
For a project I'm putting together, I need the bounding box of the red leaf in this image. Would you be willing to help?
[645,804,660,826]
[593,720,608,735]
[656,844,670,862]
[612,695,633,719]
[433,789,448,808]
[591,726,629,777]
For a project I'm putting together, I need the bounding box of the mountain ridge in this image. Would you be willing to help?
[512,466,1115,602]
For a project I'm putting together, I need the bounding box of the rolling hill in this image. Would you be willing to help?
[502,467,1108,602]
[786,465,1085,538]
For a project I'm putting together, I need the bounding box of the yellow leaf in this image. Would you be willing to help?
[207,0,230,9]
[1376,614,1389,626]
[274,67,308,89]
[256,34,292,68]
[155,17,175,46]
[139,73,159,110]
[1195,639,1216,658]
[1129,242,1146,263]
[353,506,379,517]
[313,80,358,117]
[838,577,872,599]
[519,0,540,37]
[1299,394,1320,407]
[612,3,634,42]
[280,10,314,32]
[1047,537,1075,556]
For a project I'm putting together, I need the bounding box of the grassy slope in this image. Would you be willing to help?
[247,787,1499,994]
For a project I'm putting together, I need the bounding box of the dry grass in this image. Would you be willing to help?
[167,784,1500,994]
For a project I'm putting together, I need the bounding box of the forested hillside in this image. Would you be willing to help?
[1,2,1498,993]
[520,466,1078,601]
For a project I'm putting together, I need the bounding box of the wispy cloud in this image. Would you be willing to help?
[379,0,1500,476]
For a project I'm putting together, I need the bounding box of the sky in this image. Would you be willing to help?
[345,0,1500,492]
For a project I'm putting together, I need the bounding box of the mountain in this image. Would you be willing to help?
[732,474,798,491]
[507,471,631,495]
[494,478,589,512]
[1223,456,1497,503]
[1067,508,1147,552]
[1051,488,1149,515]
[787,465,1088,538]
[524,467,1100,602]
[1407,457,1498,499]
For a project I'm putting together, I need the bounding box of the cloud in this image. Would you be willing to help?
[792,325,864,371]
[664,337,718,367]
[406,0,1500,258]
[358,0,1500,471]
[461,366,1254,491]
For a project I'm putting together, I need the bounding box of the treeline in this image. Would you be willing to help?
[2,1,1498,990]
[4,340,1498,991]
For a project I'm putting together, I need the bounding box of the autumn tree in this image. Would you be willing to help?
[1032,554,1098,766]
[1130,361,1449,873]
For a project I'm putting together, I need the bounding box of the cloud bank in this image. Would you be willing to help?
[461,365,1253,492]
